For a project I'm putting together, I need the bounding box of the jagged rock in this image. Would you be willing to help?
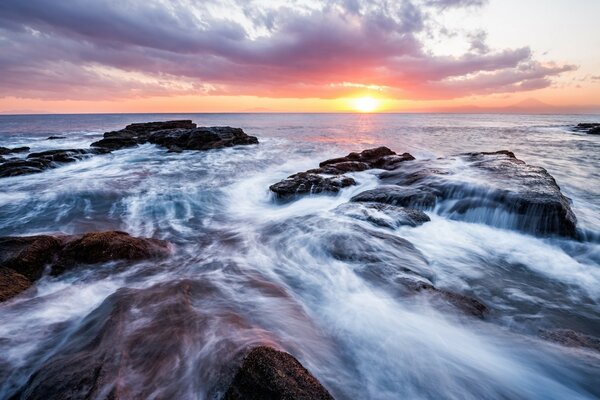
[0,158,53,177]
[0,267,32,302]
[0,146,30,155]
[27,148,108,163]
[334,202,430,228]
[539,329,600,353]
[350,185,437,209]
[270,173,356,200]
[91,120,259,152]
[270,147,414,201]
[0,232,171,302]
[223,346,334,400]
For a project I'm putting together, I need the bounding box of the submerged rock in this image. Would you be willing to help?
[573,123,600,135]
[0,231,171,302]
[540,329,600,353]
[334,202,430,229]
[223,346,334,400]
[270,147,414,200]
[46,136,66,140]
[350,185,437,209]
[91,120,259,151]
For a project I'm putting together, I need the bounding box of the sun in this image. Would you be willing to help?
[351,96,379,113]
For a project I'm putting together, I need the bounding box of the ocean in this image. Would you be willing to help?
[1,113,599,399]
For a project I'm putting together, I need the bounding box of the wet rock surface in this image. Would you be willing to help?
[334,202,430,229]
[0,267,32,302]
[0,146,29,155]
[573,123,600,135]
[0,149,109,177]
[270,147,413,200]
[0,231,170,302]
[91,120,259,151]
[223,346,334,400]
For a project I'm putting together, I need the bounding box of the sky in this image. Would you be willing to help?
[0,0,598,113]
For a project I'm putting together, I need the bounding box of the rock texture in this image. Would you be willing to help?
[0,231,170,302]
[270,147,414,200]
[0,146,29,155]
[540,329,600,353]
[0,148,108,177]
[223,346,334,400]
[91,120,258,151]
[334,202,430,229]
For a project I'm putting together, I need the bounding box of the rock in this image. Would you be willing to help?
[319,146,414,172]
[223,346,334,400]
[378,150,577,237]
[0,267,32,302]
[573,123,600,134]
[270,173,356,200]
[46,136,66,140]
[0,235,63,280]
[270,147,415,201]
[147,126,259,150]
[91,121,259,152]
[334,202,430,228]
[0,148,109,177]
[52,231,171,274]
[0,231,171,302]
[350,185,437,209]
[0,146,30,155]
[394,277,488,318]
[539,329,600,353]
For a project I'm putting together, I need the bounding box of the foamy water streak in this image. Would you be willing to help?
[0,113,599,399]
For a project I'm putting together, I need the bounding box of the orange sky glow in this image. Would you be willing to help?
[0,0,598,114]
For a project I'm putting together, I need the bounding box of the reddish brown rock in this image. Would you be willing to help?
[0,267,32,302]
[223,346,334,400]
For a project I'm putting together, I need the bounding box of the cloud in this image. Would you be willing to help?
[0,0,576,101]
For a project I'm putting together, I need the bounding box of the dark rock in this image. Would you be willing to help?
[0,235,63,280]
[334,202,430,228]
[0,267,32,302]
[91,121,259,152]
[46,136,66,140]
[351,185,437,209]
[0,231,171,302]
[270,147,414,201]
[379,151,577,237]
[539,329,600,353]
[223,346,334,400]
[270,173,356,200]
[573,123,600,134]
[0,146,30,155]
[125,120,197,133]
[90,136,139,150]
[167,145,183,153]
[52,231,171,274]
[0,148,109,177]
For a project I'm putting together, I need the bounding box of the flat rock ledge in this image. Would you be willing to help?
[0,120,258,178]
[223,346,335,400]
[0,231,171,302]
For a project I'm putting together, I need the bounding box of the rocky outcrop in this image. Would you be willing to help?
[573,123,600,135]
[0,231,171,302]
[223,346,334,400]
[0,267,32,302]
[0,148,108,177]
[270,147,414,200]
[371,150,577,237]
[270,173,356,200]
[0,146,29,155]
[91,120,259,151]
[334,202,430,229]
